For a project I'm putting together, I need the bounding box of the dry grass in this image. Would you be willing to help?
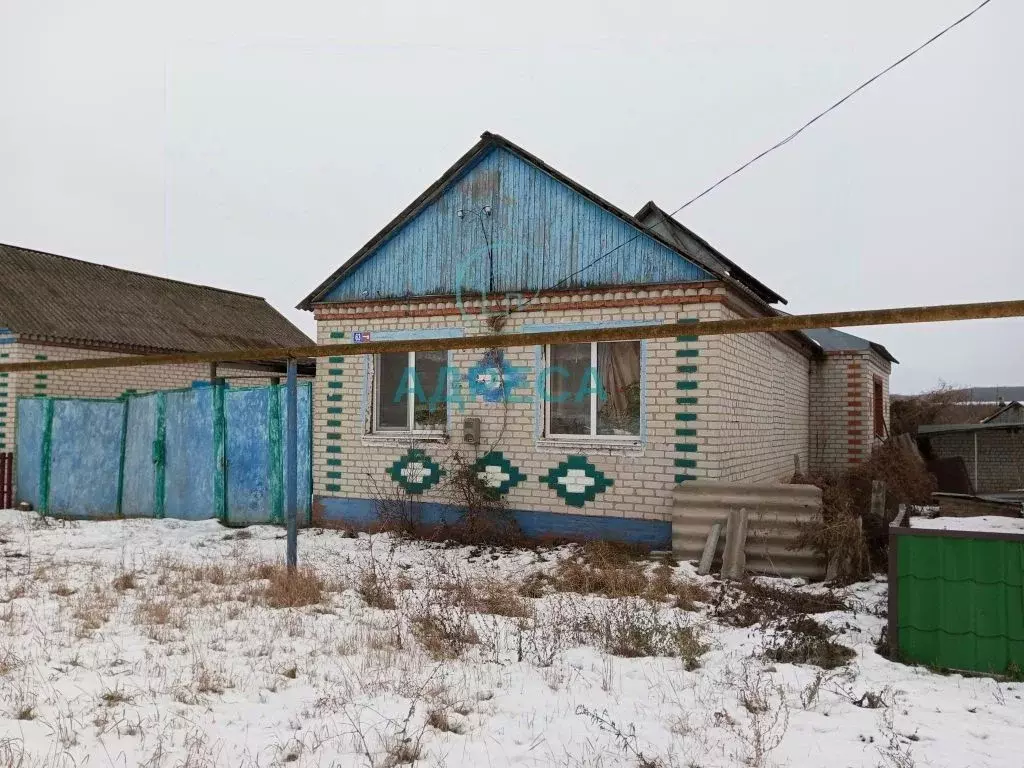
[534,543,709,609]
[252,565,326,609]
[112,571,138,591]
[426,707,464,734]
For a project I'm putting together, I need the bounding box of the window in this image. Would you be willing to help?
[873,377,886,438]
[373,350,448,433]
[544,341,641,438]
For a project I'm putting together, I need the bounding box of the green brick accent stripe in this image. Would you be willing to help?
[675,317,699,484]
[329,331,345,339]
[323,348,345,490]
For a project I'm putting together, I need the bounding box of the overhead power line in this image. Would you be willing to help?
[528,0,997,298]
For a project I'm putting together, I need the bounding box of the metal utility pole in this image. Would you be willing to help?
[285,357,298,570]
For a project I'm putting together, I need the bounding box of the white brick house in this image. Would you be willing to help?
[298,132,895,548]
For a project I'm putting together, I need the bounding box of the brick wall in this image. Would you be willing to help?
[703,304,811,483]
[311,284,816,529]
[809,349,891,474]
[926,429,1024,493]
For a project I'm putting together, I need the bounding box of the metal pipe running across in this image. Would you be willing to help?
[0,298,1022,374]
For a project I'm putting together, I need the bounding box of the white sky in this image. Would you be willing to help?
[0,1,1020,392]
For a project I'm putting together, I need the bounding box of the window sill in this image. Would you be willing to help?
[536,437,644,456]
[362,432,449,447]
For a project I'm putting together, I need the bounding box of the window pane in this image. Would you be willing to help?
[549,343,591,435]
[376,353,409,430]
[597,341,641,436]
[414,350,447,430]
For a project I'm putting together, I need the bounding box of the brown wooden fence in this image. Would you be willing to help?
[0,452,12,509]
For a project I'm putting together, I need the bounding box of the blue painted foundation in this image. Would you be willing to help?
[314,495,672,550]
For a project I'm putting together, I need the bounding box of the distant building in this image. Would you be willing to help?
[0,244,312,457]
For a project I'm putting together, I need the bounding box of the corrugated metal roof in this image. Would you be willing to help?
[803,327,898,363]
[0,243,313,354]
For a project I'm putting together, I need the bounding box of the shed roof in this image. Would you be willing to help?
[0,243,313,354]
[803,327,898,363]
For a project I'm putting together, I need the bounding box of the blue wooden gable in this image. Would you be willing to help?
[317,143,713,304]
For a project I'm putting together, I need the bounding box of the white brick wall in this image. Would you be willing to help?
[703,304,811,483]
[310,285,820,525]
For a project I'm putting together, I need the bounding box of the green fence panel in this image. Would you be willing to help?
[896,533,1024,675]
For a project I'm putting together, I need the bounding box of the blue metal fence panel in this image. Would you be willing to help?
[225,387,273,524]
[14,398,45,509]
[164,388,215,520]
[280,382,312,524]
[48,400,124,518]
[121,394,158,518]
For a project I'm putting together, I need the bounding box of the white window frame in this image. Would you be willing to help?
[371,351,447,435]
[544,340,641,441]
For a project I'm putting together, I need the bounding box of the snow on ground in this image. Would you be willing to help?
[910,514,1024,533]
[0,510,1019,768]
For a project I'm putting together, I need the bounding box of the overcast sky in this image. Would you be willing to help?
[1,1,1019,392]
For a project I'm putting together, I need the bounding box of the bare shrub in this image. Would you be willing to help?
[762,615,855,670]
[576,706,666,768]
[726,665,790,767]
[410,607,479,660]
[796,438,935,577]
[355,537,398,610]
[435,451,523,547]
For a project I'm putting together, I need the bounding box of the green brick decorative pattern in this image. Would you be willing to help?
[323,334,344,488]
[539,455,613,508]
[472,451,526,497]
[387,448,445,494]
[0,352,8,450]
[674,319,698,484]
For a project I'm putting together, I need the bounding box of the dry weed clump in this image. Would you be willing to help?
[535,542,709,608]
[251,564,326,609]
[762,615,856,670]
[471,578,532,618]
[714,580,847,629]
[112,571,138,591]
[593,599,708,666]
[72,584,119,635]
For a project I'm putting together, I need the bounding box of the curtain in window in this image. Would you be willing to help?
[597,341,641,436]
